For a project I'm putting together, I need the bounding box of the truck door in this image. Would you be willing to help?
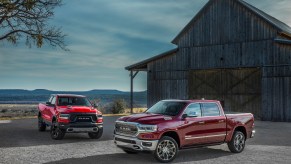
[42,96,53,121]
[182,103,210,146]
[201,103,227,143]
[46,96,57,121]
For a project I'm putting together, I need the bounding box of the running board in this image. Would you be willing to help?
[180,142,225,150]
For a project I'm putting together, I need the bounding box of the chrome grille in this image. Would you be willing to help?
[115,122,138,137]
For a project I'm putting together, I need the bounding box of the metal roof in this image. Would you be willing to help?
[172,0,291,44]
[125,48,178,71]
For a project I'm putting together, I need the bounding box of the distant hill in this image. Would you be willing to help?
[0,89,147,106]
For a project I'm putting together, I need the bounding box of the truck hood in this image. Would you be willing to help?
[117,113,173,124]
[57,106,99,114]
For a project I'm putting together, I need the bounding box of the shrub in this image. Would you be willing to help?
[1,109,8,113]
[111,99,127,114]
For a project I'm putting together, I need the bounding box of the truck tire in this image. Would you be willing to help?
[50,121,65,140]
[88,128,103,139]
[154,136,178,163]
[228,131,245,153]
[38,115,46,132]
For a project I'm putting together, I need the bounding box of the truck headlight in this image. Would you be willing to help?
[138,124,157,133]
[59,114,70,119]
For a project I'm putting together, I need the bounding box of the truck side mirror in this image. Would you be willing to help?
[93,103,99,108]
[182,114,188,119]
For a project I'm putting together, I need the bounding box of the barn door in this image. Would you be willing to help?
[188,68,261,118]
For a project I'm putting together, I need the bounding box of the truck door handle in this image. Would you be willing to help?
[198,121,205,124]
[218,120,225,123]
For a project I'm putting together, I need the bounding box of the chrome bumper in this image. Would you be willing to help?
[114,135,158,151]
[66,127,99,133]
[251,130,255,138]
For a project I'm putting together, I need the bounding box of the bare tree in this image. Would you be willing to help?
[0,0,67,50]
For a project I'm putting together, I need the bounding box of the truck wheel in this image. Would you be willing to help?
[38,116,46,132]
[228,131,245,153]
[154,136,178,163]
[50,122,65,140]
[88,128,103,139]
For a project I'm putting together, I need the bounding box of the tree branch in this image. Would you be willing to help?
[0,0,66,50]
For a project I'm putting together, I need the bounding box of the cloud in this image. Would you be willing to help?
[1,0,291,91]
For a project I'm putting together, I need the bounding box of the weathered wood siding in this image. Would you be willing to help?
[147,52,188,107]
[177,0,277,47]
[262,44,291,121]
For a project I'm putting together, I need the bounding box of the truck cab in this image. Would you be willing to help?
[38,94,103,140]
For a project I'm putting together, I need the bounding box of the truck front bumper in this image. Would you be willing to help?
[59,122,103,133]
[114,135,158,152]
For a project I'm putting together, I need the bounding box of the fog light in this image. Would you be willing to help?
[142,142,152,147]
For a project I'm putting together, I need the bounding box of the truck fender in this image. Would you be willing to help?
[227,125,247,142]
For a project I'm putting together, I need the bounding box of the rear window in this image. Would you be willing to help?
[202,103,220,116]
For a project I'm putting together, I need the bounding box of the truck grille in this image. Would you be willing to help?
[69,113,97,123]
[115,122,138,137]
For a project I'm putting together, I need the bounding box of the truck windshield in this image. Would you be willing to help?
[146,101,187,116]
[58,97,92,106]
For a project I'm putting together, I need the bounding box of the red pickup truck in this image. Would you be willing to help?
[114,100,255,163]
[38,94,103,140]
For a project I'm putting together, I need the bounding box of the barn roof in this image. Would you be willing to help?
[172,0,291,44]
[125,48,178,71]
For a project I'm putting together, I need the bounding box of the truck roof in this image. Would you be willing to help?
[162,99,220,103]
[51,94,86,97]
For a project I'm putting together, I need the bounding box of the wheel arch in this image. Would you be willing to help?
[160,131,181,148]
[52,116,57,123]
[38,111,42,117]
[233,126,247,140]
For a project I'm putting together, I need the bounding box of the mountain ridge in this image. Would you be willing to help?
[0,89,146,95]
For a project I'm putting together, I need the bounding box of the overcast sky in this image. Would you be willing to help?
[0,0,291,91]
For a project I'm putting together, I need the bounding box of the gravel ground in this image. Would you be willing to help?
[0,118,290,164]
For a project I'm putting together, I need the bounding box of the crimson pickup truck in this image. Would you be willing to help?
[114,100,255,163]
[38,94,103,140]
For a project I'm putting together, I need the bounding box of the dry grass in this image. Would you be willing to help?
[0,104,38,118]
[124,108,147,114]
[0,104,147,120]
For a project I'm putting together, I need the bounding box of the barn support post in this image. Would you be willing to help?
[130,70,139,114]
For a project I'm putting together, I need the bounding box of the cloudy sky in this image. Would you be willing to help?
[0,0,291,91]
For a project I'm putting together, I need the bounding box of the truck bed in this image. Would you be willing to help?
[225,112,255,139]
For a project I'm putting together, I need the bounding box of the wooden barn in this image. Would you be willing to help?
[126,0,291,122]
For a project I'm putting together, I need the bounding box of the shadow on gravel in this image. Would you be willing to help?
[46,148,232,164]
[0,116,120,148]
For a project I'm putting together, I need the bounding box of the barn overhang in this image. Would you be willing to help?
[125,48,178,113]
[125,48,178,71]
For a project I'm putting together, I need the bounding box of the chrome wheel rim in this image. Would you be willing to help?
[157,140,176,161]
[234,133,245,151]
